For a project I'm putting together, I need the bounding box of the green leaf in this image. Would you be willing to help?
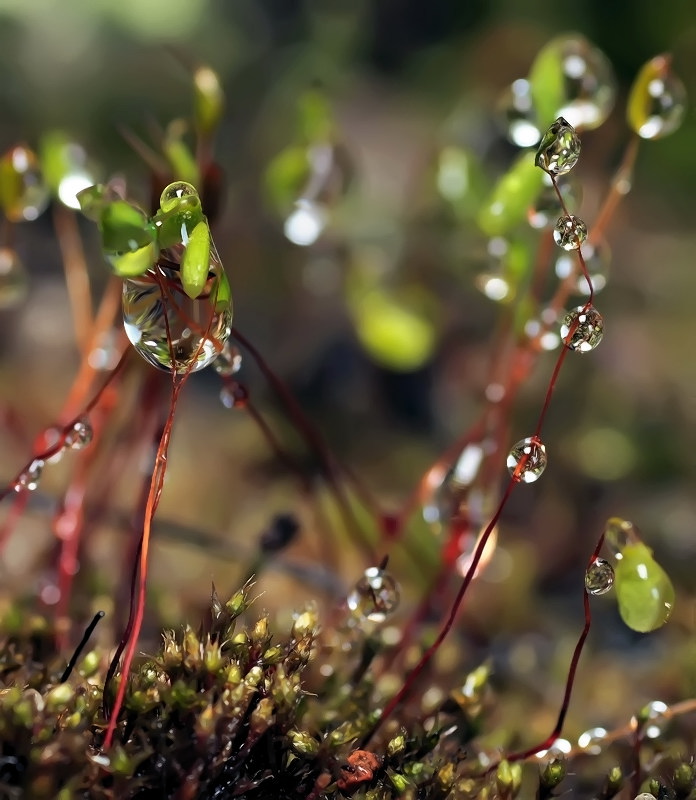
[163,121,200,186]
[265,145,311,214]
[614,542,675,632]
[100,202,155,254]
[193,66,225,136]
[477,151,544,237]
[153,203,205,250]
[297,88,334,144]
[212,267,232,313]
[528,37,568,131]
[108,240,157,277]
[181,220,211,299]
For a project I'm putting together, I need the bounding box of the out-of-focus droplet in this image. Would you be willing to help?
[585,557,615,595]
[553,214,587,250]
[535,118,581,176]
[39,133,96,210]
[213,341,242,377]
[0,145,50,222]
[528,177,581,229]
[422,444,485,536]
[560,305,603,352]
[65,418,93,450]
[346,566,400,623]
[627,55,686,140]
[14,459,44,492]
[577,726,607,755]
[219,382,248,410]
[284,199,328,246]
[614,541,674,632]
[0,247,28,309]
[604,517,639,559]
[88,329,120,372]
[122,246,232,374]
[507,437,547,483]
[499,79,541,147]
[530,35,616,130]
[555,240,609,295]
[634,794,657,800]
[634,700,669,739]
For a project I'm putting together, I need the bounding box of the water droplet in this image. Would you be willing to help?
[122,243,232,374]
[284,199,328,246]
[65,418,93,450]
[614,541,675,632]
[213,341,242,377]
[159,181,200,213]
[346,566,399,623]
[0,248,28,309]
[14,459,44,492]
[585,557,615,595]
[528,177,581,230]
[547,36,616,130]
[88,329,120,371]
[560,305,603,352]
[553,215,587,251]
[555,240,609,295]
[535,118,581,176]
[219,382,248,410]
[499,79,541,147]
[634,794,657,800]
[628,55,686,140]
[577,726,607,754]
[634,700,669,739]
[422,445,486,535]
[534,738,572,760]
[604,516,639,559]
[0,145,50,222]
[507,437,547,483]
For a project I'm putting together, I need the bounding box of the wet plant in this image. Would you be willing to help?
[0,33,691,799]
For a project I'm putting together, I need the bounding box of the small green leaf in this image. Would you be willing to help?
[528,37,567,131]
[108,240,157,277]
[193,66,225,136]
[477,151,544,237]
[100,202,154,254]
[614,542,675,632]
[212,267,232,313]
[265,145,311,214]
[163,121,200,186]
[181,220,211,299]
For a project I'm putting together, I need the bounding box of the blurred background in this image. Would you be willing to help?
[0,0,695,761]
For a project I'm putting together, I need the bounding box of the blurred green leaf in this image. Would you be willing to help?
[477,152,544,237]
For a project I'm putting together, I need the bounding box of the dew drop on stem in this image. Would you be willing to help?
[213,341,242,377]
[560,305,603,352]
[577,726,607,755]
[553,215,587,251]
[14,459,44,492]
[585,557,614,595]
[219,382,248,410]
[506,437,547,483]
[65,418,93,451]
[535,118,581,176]
[347,566,400,623]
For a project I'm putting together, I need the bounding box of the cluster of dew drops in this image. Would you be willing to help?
[506,116,603,489]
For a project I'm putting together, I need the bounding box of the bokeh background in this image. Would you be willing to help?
[0,0,695,765]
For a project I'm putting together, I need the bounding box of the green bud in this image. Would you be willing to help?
[386,733,406,759]
[388,772,410,793]
[78,650,100,679]
[45,683,74,713]
[287,729,320,757]
[673,763,694,797]
[193,66,225,136]
[540,758,566,789]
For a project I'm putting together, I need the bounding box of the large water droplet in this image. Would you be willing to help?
[346,566,400,623]
[14,459,44,492]
[634,794,657,800]
[0,248,28,309]
[65,418,93,450]
[555,240,609,295]
[627,55,686,140]
[614,542,675,632]
[499,79,541,147]
[0,145,50,222]
[553,215,587,251]
[585,557,615,595]
[604,517,640,558]
[535,118,581,176]
[122,243,232,374]
[160,181,200,213]
[560,305,603,352]
[507,437,547,483]
[422,444,486,535]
